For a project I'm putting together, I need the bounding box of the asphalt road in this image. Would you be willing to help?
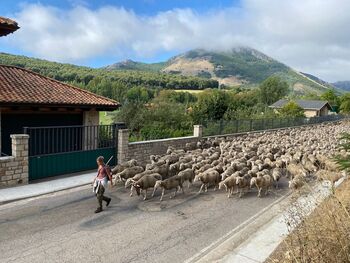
[0,179,289,263]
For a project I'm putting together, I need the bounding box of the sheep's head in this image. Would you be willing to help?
[114,174,122,184]
[132,183,141,196]
[218,181,227,191]
[250,177,256,188]
[125,178,134,188]
[236,176,243,186]
[194,174,202,183]
[154,180,162,191]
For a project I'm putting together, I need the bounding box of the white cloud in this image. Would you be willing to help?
[6,0,350,81]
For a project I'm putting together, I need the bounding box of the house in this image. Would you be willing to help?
[0,65,120,156]
[269,99,332,118]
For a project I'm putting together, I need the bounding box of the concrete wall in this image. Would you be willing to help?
[117,126,202,165]
[0,134,29,187]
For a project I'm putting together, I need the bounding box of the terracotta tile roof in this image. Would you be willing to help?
[0,16,19,36]
[0,65,120,109]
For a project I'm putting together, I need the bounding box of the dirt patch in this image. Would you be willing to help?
[162,57,215,77]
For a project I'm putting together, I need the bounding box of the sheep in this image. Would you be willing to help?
[250,174,273,197]
[286,163,307,180]
[113,166,144,184]
[111,159,138,174]
[315,170,344,186]
[133,173,162,200]
[195,164,213,175]
[219,175,238,198]
[288,175,305,190]
[194,170,221,193]
[221,166,235,181]
[153,176,184,201]
[124,170,155,196]
[168,162,180,177]
[177,168,195,188]
[271,168,283,189]
[149,160,170,179]
[179,162,193,171]
[236,174,251,198]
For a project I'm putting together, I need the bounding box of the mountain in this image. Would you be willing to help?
[332,81,350,91]
[105,59,165,72]
[106,47,336,95]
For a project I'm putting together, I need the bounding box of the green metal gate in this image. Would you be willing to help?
[24,124,118,181]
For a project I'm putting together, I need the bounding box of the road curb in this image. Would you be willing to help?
[184,191,292,263]
[185,177,347,263]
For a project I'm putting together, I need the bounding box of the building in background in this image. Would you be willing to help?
[269,99,332,117]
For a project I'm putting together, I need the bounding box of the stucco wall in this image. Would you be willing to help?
[83,110,99,126]
[304,110,318,117]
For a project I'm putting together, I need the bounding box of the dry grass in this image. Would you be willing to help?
[267,178,350,263]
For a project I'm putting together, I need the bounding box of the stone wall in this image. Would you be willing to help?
[128,136,199,165]
[0,134,29,187]
[117,126,202,165]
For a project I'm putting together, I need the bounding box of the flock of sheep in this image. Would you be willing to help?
[111,121,349,202]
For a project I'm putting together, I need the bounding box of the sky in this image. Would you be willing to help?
[0,0,350,82]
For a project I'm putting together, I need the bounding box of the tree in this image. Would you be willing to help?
[320,89,340,112]
[339,93,350,114]
[279,101,305,118]
[191,90,229,123]
[259,76,289,105]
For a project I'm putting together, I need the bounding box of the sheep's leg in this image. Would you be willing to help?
[239,188,243,198]
[199,184,205,193]
[188,181,191,189]
[130,185,134,197]
[258,187,262,197]
[171,187,178,199]
[160,189,165,201]
[151,187,157,197]
[213,184,217,191]
[275,181,279,189]
[181,186,185,194]
[143,189,148,200]
[205,184,208,192]
[265,187,269,196]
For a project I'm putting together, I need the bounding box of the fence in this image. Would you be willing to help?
[203,115,346,137]
[23,124,118,180]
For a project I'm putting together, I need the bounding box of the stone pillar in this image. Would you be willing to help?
[83,110,99,150]
[193,125,203,138]
[10,134,29,184]
[117,129,129,164]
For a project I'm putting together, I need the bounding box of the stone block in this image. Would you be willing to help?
[5,170,14,176]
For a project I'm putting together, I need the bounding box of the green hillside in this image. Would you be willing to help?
[0,53,218,103]
[106,47,338,95]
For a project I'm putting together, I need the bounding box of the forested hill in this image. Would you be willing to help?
[106,47,335,95]
[0,53,218,102]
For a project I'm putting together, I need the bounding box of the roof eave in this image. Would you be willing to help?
[0,102,120,111]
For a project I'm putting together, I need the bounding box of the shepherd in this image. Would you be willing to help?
[92,156,113,213]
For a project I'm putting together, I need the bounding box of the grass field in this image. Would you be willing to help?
[99,111,114,125]
[173,89,205,94]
